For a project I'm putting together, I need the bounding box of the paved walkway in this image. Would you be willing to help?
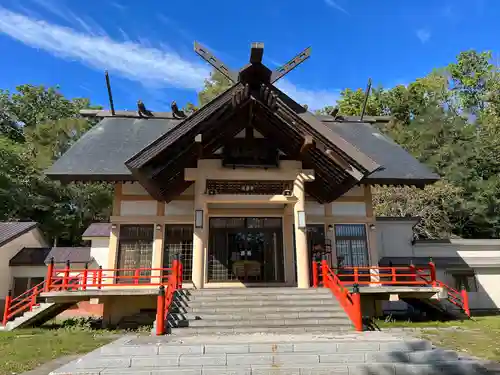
[48,331,500,374]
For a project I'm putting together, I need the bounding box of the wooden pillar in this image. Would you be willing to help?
[106,183,122,284]
[152,201,165,284]
[283,204,296,286]
[106,224,119,284]
[365,185,380,284]
[293,174,310,288]
[324,203,336,267]
[192,174,207,289]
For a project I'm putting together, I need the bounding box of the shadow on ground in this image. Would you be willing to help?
[356,340,500,375]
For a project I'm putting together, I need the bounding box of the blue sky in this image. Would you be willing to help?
[0,0,497,111]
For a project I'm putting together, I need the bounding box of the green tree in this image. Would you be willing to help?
[197,71,232,106]
[0,85,111,245]
[326,51,500,239]
[372,181,464,239]
[447,50,493,115]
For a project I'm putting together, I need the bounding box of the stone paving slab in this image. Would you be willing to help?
[50,332,500,375]
[52,362,500,375]
[125,331,413,345]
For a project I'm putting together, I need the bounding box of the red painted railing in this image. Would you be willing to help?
[320,260,363,331]
[332,265,435,286]
[312,260,471,329]
[156,259,182,335]
[311,261,437,287]
[2,259,184,335]
[435,280,470,317]
[2,280,45,325]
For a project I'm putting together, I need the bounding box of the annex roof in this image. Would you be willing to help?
[0,222,38,247]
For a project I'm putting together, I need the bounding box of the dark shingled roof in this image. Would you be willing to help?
[322,119,440,185]
[82,223,111,238]
[46,117,181,181]
[0,222,38,247]
[10,247,51,266]
[45,247,92,264]
[45,115,439,185]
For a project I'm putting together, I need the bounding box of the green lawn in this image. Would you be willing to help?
[378,315,500,361]
[0,328,114,375]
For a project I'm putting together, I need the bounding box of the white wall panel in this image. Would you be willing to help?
[331,202,366,216]
[120,201,157,216]
[90,238,110,268]
[165,201,195,216]
[305,202,325,216]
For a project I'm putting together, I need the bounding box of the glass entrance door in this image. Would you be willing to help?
[208,217,284,283]
[228,230,266,282]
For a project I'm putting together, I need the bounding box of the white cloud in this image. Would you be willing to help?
[276,80,339,110]
[110,2,127,11]
[416,28,431,44]
[0,7,210,90]
[324,0,349,14]
[0,7,340,109]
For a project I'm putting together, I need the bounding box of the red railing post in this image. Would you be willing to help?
[45,257,54,292]
[354,267,359,283]
[391,267,397,283]
[321,260,328,287]
[30,292,37,311]
[351,284,363,331]
[312,261,319,288]
[62,260,71,290]
[82,263,88,291]
[2,290,12,326]
[429,258,436,286]
[97,266,103,289]
[177,259,183,289]
[156,285,166,336]
[134,269,140,285]
[461,289,470,317]
[172,259,179,289]
[409,262,417,283]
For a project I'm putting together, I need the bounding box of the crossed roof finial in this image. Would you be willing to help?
[194,41,311,86]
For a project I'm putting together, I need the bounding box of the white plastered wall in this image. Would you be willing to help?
[378,220,500,313]
[89,238,110,269]
[1,228,48,298]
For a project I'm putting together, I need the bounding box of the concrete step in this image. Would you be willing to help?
[173,299,339,308]
[179,317,352,328]
[170,310,348,321]
[89,348,459,365]
[169,325,354,335]
[84,361,500,375]
[145,339,434,354]
[177,293,336,302]
[183,288,333,296]
[182,305,346,314]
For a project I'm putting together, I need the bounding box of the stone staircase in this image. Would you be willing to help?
[167,288,352,335]
[50,332,500,374]
[0,302,74,331]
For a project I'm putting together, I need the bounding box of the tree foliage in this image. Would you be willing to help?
[0,85,111,246]
[331,50,500,238]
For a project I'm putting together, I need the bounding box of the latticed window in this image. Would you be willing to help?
[334,224,369,267]
[117,225,154,284]
[163,225,194,281]
[451,272,478,292]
